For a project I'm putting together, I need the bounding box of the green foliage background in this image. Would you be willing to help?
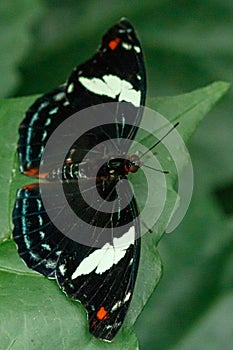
[0,1,232,349]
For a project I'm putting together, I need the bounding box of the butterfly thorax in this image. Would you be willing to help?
[98,155,141,179]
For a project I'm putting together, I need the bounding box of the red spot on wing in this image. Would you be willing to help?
[96,306,109,320]
[108,37,121,50]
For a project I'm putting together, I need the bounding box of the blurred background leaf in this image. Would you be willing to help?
[0,1,232,349]
[0,0,44,96]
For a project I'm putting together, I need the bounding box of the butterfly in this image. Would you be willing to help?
[13,18,146,341]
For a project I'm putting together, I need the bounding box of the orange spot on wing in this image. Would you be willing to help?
[24,167,48,179]
[96,306,109,320]
[24,167,39,177]
[23,183,38,190]
[108,37,121,50]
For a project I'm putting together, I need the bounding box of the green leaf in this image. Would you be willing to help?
[0,240,139,350]
[148,81,230,143]
[127,81,229,327]
[135,189,233,350]
[0,95,39,239]
[0,81,229,348]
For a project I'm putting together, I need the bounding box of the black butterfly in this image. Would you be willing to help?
[13,18,146,341]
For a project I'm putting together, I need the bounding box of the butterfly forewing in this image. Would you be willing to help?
[18,86,80,174]
[66,19,146,108]
[66,18,146,146]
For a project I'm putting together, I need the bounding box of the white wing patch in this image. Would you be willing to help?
[71,226,135,279]
[78,75,141,107]
[111,291,131,312]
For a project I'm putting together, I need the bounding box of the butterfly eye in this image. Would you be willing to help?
[124,159,140,174]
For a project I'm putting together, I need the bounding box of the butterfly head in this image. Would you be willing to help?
[124,154,142,174]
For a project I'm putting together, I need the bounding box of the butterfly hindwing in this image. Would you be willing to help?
[13,177,141,341]
[57,224,140,341]
[56,182,140,341]
[12,183,69,278]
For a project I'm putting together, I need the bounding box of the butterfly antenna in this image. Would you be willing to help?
[139,122,179,160]
[141,219,153,233]
[142,163,169,174]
